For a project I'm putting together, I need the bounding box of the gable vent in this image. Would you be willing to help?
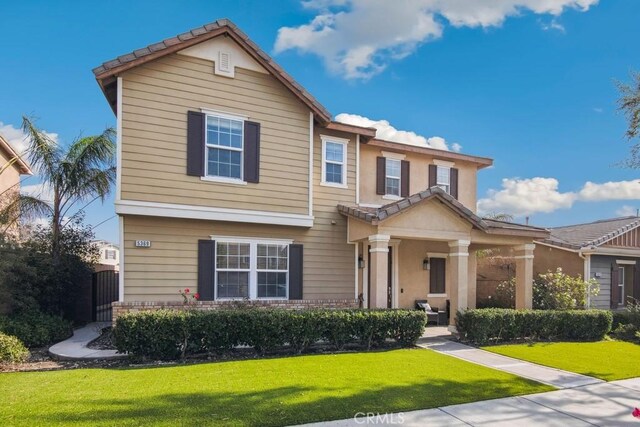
[214,51,234,77]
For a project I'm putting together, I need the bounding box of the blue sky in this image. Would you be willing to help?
[1,0,639,242]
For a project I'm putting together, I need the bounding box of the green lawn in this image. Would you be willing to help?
[1,349,551,426]
[484,341,640,381]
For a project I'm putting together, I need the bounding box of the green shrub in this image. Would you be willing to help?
[0,332,30,364]
[456,308,612,345]
[0,311,73,348]
[113,308,426,360]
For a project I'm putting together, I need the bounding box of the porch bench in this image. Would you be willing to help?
[415,300,440,325]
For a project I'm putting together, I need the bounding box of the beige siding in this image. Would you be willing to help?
[120,53,311,215]
[0,149,20,196]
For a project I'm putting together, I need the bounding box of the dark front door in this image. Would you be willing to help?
[429,258,446,294]
[388,247,393,308]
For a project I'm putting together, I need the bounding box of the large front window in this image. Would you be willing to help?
[436,166,451,194]
[385,158,401,196]
[206,114,243,180]
[215,240,289,299]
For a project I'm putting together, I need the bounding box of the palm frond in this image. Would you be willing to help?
[0,194,52,226]
[21,116,60,179]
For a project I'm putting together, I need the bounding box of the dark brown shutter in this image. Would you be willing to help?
[187,111,205,177]
[376,157,386,195]
[450,168,459,199]
[401,160,410,197]
[244,121,260,183]
[428,164,437,189]
[197,240,216,301]
[611,264,620,309]
[430,258,446,294]
[289,244,303,300]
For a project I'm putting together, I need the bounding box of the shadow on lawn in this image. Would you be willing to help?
[17,377,545,427]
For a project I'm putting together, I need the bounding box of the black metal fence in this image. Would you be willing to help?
[92,270,119,322]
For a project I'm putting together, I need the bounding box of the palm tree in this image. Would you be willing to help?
[1,116,116,263]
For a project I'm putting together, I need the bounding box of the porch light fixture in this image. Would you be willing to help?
[423,258,430,270]
[358,256,365,269]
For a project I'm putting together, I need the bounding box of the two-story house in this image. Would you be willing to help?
[94,19,548,324]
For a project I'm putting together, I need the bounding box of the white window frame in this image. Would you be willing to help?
[385,158,401,198]
[321,135,348,188]
[436,165,451,194]
[204,111,246,184]
[212,236,293,300]
[618,266,625,305]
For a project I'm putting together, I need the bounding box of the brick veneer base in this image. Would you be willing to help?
[112,299,359,320]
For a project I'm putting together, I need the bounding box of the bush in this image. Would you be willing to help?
[610,300,640,342]
[0,311,73,348]
[456,308,612,345]
[113,309,426,360]
[0,332,30,364]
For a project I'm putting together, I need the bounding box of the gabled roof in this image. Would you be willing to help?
[93,19,333,125]
[0,134,32,175]
[338,187,549,238]
[540,216,640,250]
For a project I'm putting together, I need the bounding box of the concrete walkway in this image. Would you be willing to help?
[302,378,640,426]
[49,322,126,360]
[418,338,603,389]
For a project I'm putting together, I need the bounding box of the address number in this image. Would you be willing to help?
[135,240,152,248]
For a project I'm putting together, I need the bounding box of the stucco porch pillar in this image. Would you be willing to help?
[467,250,477,309]
[514,244,535,309]
[448,240,470,325]
[368,234,390,309]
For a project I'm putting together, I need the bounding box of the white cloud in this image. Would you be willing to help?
[21,182,54,204]
[478,177,640,217]
[335,113,461,151]
[0,121,59,156]
[616,205,638,217]
[275,0,598,79]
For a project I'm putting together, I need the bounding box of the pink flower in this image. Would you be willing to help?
[184,288,190,294]
[194,293,200,300]
[632,408,640,418]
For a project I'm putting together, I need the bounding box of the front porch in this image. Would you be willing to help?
[342,188,550,325]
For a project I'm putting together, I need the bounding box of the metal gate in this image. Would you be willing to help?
[92,270,119,322]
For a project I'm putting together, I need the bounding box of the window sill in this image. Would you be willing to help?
[201,176,247,186]
[382,194,403,201]
[320,181,348,189]
[427,293,448,298]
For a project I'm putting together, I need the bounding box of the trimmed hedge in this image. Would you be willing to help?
[456,308,612,345]
[113,309,426,360]
[0,332,30,364]
[0,311,73,348]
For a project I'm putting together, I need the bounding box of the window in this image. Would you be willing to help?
[321,137,347,187]
[105,249,117,260]
[618,266,625,305]
[385,158,401,196]
[429,257,446,294]
[206,114,243,180]
[436,166,451,194]
[215,239,290,299]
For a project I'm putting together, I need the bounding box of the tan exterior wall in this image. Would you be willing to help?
[120,53,312,215]
[0,149,20,197]
[358,143,478,212]
[533,245,583,278]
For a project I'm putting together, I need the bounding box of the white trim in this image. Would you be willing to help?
[200,176,247,185]
[384,157,402,197]
[427,252,448,259]
[618,265,625,305]
[320,137,348,188]
[358,203,383,209]
[209,235,293,245]
[427,293,448,298]
[389,239,400,308]
[514,243,536,252]
[616,259,637,265]
[583,253,591,308]
[381,150,406,160]
[382,194,403,201]
[203,111,245,181]
[116,200,314,227]
[319,134,350,144]
[368,234,391,243]
[309,112,314,216]
[362,243,369,308]
[448,239,471,248]
[588,247,640,257]
[116,77,123,202]
[433,159,455,168]
[354,244,359,300]
[355,134,360,205]
[369,248,389,253]
[200,107,249,120]
[118,216,124,302]
[449,253,470,257]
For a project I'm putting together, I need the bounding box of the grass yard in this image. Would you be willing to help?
[1,348,551,426]
[484,341,640,382]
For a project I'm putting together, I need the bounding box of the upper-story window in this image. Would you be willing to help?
[206,114,244,180]
[385,158,401,196]
[436,166,451,194]
[321,136,348,188]
[105,249,117,260]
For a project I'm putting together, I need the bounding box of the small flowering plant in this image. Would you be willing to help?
[179,288,200,306]
[632,407,640,419]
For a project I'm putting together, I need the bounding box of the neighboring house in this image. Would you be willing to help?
[93,19,548,323]
[92,240,120,272]
[535,216,640,310]
[0,133,32,236]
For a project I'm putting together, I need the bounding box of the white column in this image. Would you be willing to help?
[514,244,535,309]
[368,234,390,309]
[448,240,470,325]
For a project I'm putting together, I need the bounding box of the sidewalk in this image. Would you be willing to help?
[49,322,126,360]
[417,338,602,389]
[302,378,640,426]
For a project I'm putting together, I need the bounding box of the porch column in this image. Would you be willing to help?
[448,240,470,325]
[467,250,477,309]
[368,234,390,309]
[514,244,535,309]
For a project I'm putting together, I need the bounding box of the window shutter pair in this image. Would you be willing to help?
[186,111,260,183]
[428,164,459,199]
[375,156,410,197]
[196,241,303,301]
